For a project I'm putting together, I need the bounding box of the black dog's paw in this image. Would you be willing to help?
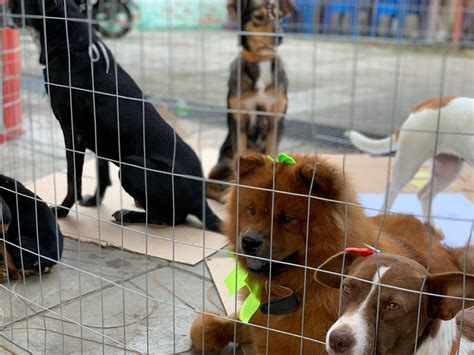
[112,209,148,224]
[51,205,70,218]
[112,209,131,223]
[80,195,101,207]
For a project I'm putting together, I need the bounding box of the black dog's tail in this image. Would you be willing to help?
[195,203,222,233]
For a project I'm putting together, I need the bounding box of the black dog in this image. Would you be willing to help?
[8,0,221,231]
[206,0,292,203]
[0,175,64,280]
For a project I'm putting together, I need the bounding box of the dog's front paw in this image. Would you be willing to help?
[190,313,234,352]
[51,206,70,218]
[80,195,101,207]
[112,209,133,223]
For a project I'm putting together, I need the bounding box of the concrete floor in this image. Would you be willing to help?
[1,29,473,353]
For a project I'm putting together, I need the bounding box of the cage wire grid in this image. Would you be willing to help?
[0,0,473,353]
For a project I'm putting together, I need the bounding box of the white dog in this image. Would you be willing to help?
[346,96,473,224]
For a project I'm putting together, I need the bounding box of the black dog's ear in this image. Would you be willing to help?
[427,272,474,321]
[0,197,12,231]
[236,153,266,179]
[297,155,343,200]
[315,252,356,289]
[37,0,58,13]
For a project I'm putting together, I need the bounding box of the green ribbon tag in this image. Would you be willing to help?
[266,155,275,163]
[239,285,262,323]
[224,263,248,296]
[225,262,263,323]
[277,152,296,165]
[265,153,296,165]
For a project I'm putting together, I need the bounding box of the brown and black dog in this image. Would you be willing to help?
[206,0,294,203]
[191,153,471,353]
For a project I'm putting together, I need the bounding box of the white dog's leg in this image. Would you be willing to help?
[418,154,463,225]
[381,144,428,213]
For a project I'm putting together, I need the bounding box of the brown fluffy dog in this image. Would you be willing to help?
[190,153,467,353]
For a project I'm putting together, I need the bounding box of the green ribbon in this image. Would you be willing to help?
[225,261,263,323]
[266,152,296,165]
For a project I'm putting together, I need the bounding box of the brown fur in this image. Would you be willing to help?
[191,153,466,353]
[316,252,474,353]
[411,96,456,114]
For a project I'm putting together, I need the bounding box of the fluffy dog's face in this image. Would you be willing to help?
[224,154,347,278]
[231,0,294,56]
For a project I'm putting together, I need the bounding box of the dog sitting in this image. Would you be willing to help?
[206,0,293,203]
[8,0,221,231]
[315,251,474,354]
[346,96,474,225]
[0,175,64,281]
[190,153,468,353]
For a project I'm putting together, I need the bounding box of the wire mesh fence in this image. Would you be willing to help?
[0,0,473,353]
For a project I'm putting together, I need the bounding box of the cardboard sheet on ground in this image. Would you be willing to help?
[27,160,228,265]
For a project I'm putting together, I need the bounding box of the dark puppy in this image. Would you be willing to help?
[8,0,221,231]
[207,0,292,203]
[0,175,64,280]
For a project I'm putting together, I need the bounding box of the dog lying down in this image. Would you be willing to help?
[7,0,221,231]
[0,175,64,281]
[190,153,469,353]
[316,251,474,354]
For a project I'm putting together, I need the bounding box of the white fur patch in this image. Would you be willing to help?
[256,61,272,93]
[415,318,458,355]
[326,266,390,354]
[459,336,474,354]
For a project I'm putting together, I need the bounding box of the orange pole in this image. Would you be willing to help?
[451,0,464,43]
[1,28,22,143]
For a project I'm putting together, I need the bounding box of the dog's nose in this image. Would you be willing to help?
[329,328,355,353]
[241,232,262,254]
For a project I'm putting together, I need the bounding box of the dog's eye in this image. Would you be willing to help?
[247,206,256,216]
[252,14,266,24]
[279,213,294,225]
[386,302,400,311]
[342,284,351,296]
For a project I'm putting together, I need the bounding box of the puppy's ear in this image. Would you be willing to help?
[227,0,249,18]
[236,154,266,179]
[37,0,58,13]
[297,156,342,199]
[315,252,356,289]
[427,273,474,321]
[279,0,297,17]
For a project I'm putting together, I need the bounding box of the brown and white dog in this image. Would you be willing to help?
[190,153,470,353]
[206,0,293,203]
[316,251,474,354]
[346,96,474,224]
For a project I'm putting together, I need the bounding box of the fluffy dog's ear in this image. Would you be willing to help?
[297,156,342,199]
[236,154,266,178]
[37,0,58,13]
[427,273,474,321]
[315,252,356,288]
